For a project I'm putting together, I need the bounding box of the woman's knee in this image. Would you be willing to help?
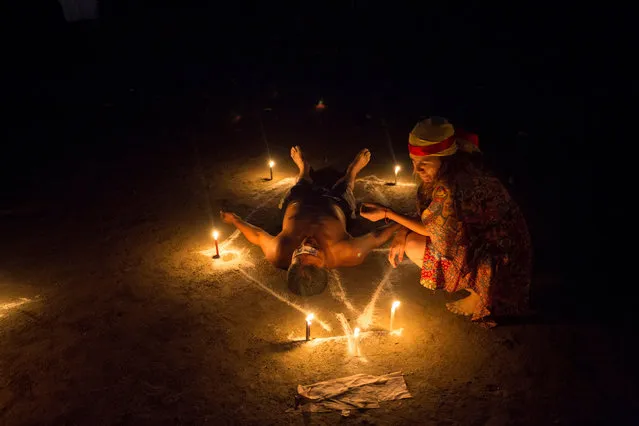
[404,232,427,266]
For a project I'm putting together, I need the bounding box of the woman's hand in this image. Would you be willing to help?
[359,203,391,222]
[220,210,240,224]
[388,229,409,268]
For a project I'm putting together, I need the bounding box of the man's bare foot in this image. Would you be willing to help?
[446,289,481,317]
[346,148,371,180]
[291,145,311,180]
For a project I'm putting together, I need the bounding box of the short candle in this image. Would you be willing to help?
[305,313,314,341]
[212,230,220,259]
[268,160,275,180]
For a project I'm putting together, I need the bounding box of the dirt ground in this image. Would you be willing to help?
[0,55,632,425]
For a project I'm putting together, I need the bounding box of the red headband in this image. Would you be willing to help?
[408,135,455,156]
[407,129,479,156]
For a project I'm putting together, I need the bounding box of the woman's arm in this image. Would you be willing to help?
[360,203,429,237]
[385,210,429,236]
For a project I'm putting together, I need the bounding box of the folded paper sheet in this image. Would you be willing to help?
[295,371,412,412]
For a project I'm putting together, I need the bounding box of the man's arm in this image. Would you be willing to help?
[221,210,277,257]
[335,222,402,267]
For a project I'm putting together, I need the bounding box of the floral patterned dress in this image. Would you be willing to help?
[418,169,532,321]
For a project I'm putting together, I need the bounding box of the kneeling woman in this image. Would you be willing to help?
[360,117,532,326]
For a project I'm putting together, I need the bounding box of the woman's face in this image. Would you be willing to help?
[410,154,442,184]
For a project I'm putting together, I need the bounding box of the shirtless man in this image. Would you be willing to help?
[220,146,400,296]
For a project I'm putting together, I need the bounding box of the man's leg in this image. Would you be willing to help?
[343,148,371,189]
[279,146,314,210]
[291,145,312,183]
[329,149,371,217]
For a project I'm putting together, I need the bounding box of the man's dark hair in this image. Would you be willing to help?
[287,263,329,296]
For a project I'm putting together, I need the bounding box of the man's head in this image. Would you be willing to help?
[287,236,328,296]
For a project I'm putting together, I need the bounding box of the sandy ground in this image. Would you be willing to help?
[0,90,635,426]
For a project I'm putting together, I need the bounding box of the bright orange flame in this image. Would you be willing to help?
[392,300,400,312]
[394,165,401,175]
[269,160,275,168]
[354,327,360,338]
[306,313,314,324]
[212,230,219,240]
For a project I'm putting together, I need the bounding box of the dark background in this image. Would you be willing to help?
[5,2,599,317]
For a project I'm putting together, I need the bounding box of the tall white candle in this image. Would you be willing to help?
[268,160,275,180]
[212,230,220,259]
[390,300,400,333]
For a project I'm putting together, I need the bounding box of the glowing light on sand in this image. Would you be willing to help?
[329,271,359,315]
[199,247,255,270]
[390,300,400,333]
[212,230,220,259]
[353,327,361,356]
[289,329,383,347]
[360,175,417,188]
[0,298,31,319]
[336,313,356,355]
[357,267,394,330]
[394,165,401,185]
[362,180,390,205]
[237,269,331,331]
[305,313,314,341]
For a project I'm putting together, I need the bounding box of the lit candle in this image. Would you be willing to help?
[390,300,400,333]
[305,313,314,341]
[353,327,361,356]
[268,160,275,180]
[212,230,220,259]
[394,165,401,185]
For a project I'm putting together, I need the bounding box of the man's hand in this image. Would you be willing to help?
[388,229,409,268]
[360,202,390,222]
[220,209,240,225]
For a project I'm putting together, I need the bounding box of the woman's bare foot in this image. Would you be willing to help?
[446,289,481,317]
[346,148,371,183]
[291,145,311,180]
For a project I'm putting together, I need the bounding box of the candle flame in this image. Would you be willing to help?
[354,327,360,338]
[392,300,401,311]
[306,313,314,324]
[269,160,275,168]
[212,230,219,240]
[394,165,401,175]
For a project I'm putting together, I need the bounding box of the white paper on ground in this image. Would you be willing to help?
[293,371,412,412]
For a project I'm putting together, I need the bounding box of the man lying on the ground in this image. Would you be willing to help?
[221,146,400,296]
